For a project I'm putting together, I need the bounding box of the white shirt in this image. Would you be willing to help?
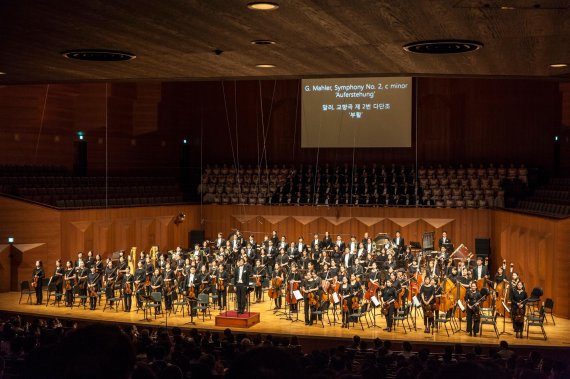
[238,267,244,283]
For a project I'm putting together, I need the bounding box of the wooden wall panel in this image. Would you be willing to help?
[491,211,569,318]
[0,197,201,289]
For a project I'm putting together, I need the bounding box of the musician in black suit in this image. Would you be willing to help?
[311,233,321,251]
[341,248,355,269]
[32,260,45,305]
[438,231,452,250]
[392,231,405,255]
[472,256,488,280]
[215,232,226,249]
[234,258,250,314]
[134,261,146,309]
[334,235,345,252]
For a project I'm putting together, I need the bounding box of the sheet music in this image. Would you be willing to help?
[412,295,421,307]
[293,290,303,300]
[332,292,340,304]
[370,295,380,307]
[457,299,465,312]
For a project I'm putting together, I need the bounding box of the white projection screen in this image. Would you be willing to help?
[301,77,412,148]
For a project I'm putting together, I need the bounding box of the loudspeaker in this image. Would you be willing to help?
[189,230,205,247]
[74,141,88,176]
[475,238,491,258]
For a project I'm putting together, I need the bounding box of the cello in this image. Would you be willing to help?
[268,275,282,299]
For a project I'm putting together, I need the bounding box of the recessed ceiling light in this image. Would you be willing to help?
[61,49,136,61]
[0,71,6,75]
[550,63,568,68]
[403,40,483,54]
[500,6,516,10]
[255,64,276,68]
[247,2,279,11]
[251,39,276,45]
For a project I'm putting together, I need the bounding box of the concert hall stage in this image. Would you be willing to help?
[1,291,569,351]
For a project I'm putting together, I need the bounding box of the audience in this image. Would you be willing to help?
[0,313,569,379]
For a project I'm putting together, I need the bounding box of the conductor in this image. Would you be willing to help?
[234,258,250,314]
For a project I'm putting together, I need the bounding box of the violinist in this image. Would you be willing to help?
[51,259,65,303]
[64,260,75,307]
[76,261,89,306]
[163,262,175,311]
[134,261,146,309]
[339,276,351,328]
[302,271,315,325]
[420,277,436,333]
[198,265,210,294]
[122,266,134,312]
[270,263,284,310]
[32,260,45,305]
[465,281,482,336]
[511,281,527,338]
[350,273,362,303]
[87,266,100,310]
[186,266,199,298]
[117,256,128,282]
[253,260,266,303]
[103,260,117,307]
[216,263,229,310]
[381,279,397,332]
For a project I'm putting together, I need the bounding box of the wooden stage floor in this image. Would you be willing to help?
[1,291,568,350]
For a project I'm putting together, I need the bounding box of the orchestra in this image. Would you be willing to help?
[29,229,535,337]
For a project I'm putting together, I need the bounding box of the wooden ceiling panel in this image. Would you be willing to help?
[0,0,569,83]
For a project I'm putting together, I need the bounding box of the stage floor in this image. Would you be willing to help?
[1,291,568,349]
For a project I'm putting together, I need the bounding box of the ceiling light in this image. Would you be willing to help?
[61,49,136,61]
[251,39,276,45]
[247,2,279,11]
[255,64,276,68]
[550,63,568,68]
[500,6,516,10]
[403,40,483,54]
[0,71,6,75]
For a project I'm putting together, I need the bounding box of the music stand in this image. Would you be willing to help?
[368,295,382,329]
[180,291,197,325]
[499,300,512,336]
[137,293,153,321]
